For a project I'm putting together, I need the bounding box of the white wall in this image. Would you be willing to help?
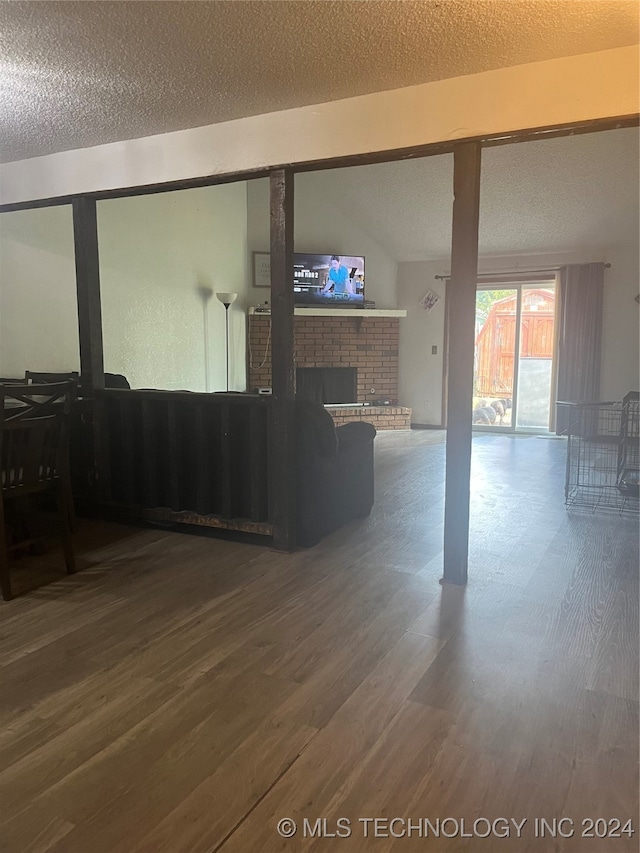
[0,185,250,390]
[98,183,249,391]
[1,46,637,205]
[599,243,639,400]
[246,175,398,307]
[399,246,640,425]
[398,261,448,424]
[0,206,79,378]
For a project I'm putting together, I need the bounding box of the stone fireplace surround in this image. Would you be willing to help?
[247,312,412,430]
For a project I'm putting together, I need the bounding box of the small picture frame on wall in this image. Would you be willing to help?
[253,252,271,288]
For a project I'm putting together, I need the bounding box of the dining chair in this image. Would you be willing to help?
[24,373,81,527]
[25,370,82,395]
[0,381,77,600]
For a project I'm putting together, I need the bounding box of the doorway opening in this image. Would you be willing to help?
[473,281,557,432]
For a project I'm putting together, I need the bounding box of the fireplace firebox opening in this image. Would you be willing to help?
[296,367,357,405]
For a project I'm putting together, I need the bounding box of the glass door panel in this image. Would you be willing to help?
[515,286,556,430]
[473,289,517,429]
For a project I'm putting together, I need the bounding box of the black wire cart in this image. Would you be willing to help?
[559,392,639,514]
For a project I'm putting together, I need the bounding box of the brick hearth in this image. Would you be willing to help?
[328,405,412,430]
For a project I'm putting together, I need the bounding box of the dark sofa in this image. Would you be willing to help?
[85,389,375,547]
[295,398,376,546]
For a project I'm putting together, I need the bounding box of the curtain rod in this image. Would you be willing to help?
[434,263,611,281]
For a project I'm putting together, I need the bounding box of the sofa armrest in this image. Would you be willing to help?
[336,420,376,448]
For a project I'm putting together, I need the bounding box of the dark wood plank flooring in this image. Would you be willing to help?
[0,431,637,852]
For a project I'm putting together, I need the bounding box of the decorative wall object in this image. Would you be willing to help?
[253,252,271,288]
[420,290,441,312]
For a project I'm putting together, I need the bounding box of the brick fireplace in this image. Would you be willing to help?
[247,313,412,429]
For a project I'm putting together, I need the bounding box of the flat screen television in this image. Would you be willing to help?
[293,253,365,307]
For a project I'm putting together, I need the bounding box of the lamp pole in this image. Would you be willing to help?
[215,292,238,392]
[224,302,230,391]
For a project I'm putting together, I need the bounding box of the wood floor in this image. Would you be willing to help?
[1,431,638,852]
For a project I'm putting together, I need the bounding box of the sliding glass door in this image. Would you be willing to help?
[473,282,556,433]
[473,289,517,428]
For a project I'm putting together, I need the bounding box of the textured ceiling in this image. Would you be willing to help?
[1,0,638,163]
[297,127,639,260]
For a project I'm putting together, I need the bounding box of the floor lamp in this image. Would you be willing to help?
[216,292,237,391]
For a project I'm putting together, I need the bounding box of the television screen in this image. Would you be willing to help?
[293,254,365,307]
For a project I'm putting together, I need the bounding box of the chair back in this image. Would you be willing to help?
[25,370,131,394]
[1,382,75,492]
[25,370,80,385]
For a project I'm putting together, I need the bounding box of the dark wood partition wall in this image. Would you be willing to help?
[63,158,480,566]
[94,390,272,534]
[55,157,481,567]
[69,178,297,547]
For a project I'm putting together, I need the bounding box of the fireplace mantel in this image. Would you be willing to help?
[248,307,407,318]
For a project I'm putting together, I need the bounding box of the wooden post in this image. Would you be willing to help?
[72,197,104,394]
[442,143,482,585]
[269,169,296,550]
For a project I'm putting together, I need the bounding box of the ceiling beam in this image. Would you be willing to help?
[1,114,636,213]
